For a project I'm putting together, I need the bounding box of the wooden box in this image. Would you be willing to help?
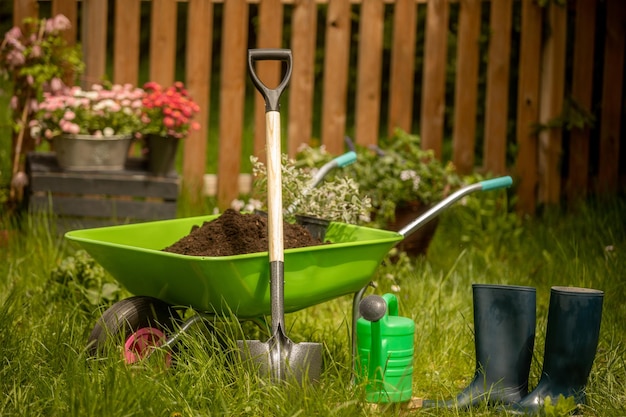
[26,152,179,231]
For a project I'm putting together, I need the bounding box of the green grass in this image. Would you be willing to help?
[1,195,625,416]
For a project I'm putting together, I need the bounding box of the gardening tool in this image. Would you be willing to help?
[237,48,323,384]
[422,284,537,409]
[356,293,415,403]
[506,286,604,415]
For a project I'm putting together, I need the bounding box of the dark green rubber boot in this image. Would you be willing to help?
[423,284,536,409]
[506,286,604,415]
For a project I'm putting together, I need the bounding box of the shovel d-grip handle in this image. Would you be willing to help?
[248,49,293,112]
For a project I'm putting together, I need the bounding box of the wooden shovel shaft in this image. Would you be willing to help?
[266,110,284,264]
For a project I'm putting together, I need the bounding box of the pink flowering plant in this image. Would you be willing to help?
[0,14,83,122]
[1,14,84,202]
[32,83,145,139]
[140,81,200,139]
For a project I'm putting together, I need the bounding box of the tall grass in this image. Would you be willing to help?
[1,195,624,416]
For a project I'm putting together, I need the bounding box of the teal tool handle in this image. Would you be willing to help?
[480,176,513,191]
[333,151,357,168]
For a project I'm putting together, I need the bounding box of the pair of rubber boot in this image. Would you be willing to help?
[423,284,604,414]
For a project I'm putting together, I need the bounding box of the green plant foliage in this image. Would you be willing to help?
[238,152,372,224]
[341,129,463,227]
[542,395,578,417]
[49,250,124,310]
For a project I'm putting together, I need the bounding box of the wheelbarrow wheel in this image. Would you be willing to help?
[87,296,181,364]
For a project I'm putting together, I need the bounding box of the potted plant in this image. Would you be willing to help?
[342,129,463,256]
[31,83,145,171]
[0,14,83,201]
[140,81,200,176]
[232,152,372,241]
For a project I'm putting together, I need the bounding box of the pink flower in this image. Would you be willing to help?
[63,110,76,120]
[50,78,63,92]
[4,26,23,43]
[45,14,71,33]
[30,44,42,58]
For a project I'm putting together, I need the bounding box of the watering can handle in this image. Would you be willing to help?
[248,49,293,112]
[382,293,398,316]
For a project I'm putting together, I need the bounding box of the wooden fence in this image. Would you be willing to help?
[11,0,626,213]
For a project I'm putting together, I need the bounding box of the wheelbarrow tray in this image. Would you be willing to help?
[65,215,402,318]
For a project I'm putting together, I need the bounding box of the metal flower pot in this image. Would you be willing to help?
[145,135,179,177]
[53,134,133,171]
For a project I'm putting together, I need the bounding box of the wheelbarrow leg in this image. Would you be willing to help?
[351,284,373,382]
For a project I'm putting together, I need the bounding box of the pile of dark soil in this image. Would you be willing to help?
[163,209,323,257]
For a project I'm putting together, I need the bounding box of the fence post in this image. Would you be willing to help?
[388,0,417,137]
[597,0,626,194]
[537,2,567,205]
[515,0,542,215]
[321,0,351,154]
[113,0,141,85]
[52,0,77,45]
[355,0,384,147]
[452,0,481,174]
[81,0,107,87]
[217,0,249,210]
[484,0,513,175]
[288,0,318,157]
[254,0,284,161]
[566,0,597,202]
[420,0,449,158]
[183,0,213,205]
[12,0,38,26]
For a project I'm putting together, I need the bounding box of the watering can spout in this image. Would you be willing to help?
[356,293,415,403]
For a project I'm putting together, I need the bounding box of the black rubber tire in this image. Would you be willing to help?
[87,296,180,359]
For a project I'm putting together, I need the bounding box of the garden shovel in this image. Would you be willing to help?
[237,48,322,384]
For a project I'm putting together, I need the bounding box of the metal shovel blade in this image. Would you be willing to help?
[237,330,322,384]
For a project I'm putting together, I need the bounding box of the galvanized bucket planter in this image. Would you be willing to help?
[53,134,133,171]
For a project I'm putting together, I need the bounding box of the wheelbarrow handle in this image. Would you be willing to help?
[397,176,513,238]
[248,48,293,112]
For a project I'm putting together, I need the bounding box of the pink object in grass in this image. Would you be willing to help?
[123,327,169,365]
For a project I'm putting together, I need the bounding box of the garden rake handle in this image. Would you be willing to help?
[248,49,293,332]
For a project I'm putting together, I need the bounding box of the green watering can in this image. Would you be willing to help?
[356,293,415,403]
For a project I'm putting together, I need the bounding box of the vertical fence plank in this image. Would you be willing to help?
[149,0,177,86]
[321,0,351,154]
[515,0,542,215]
[81,0,107,87]
[598,0,626,194]
[217,0,249,209]
[538,3,567,205]
[388,0,417,137]
[452,0,481,174]
[484,0,512,175]
[113,0,141,85]
[12,0,38,26]
[421,0,449,158]
[566,0,597,201]
[288,0,318,156]
[52,0,77,44]
[355,0,384,147]
[183,0,213,202]
[254,0,284,162]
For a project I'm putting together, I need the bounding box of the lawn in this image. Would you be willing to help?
[0,193,624,416]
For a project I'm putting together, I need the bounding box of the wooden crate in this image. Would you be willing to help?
[26,152,179,231]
